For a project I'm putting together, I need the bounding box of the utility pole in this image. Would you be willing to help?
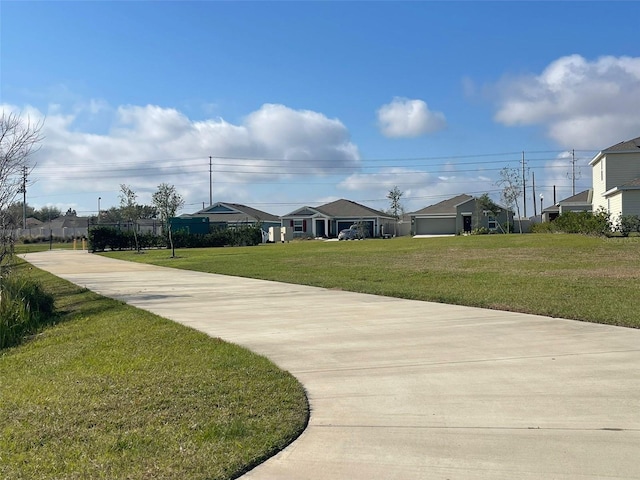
[20,165,28,229]
[571,149,576,195]
[532,171,537,217]
[522,151,527,218]
[209,156,213,206]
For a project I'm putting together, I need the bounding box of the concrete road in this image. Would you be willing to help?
[23,250,640,479]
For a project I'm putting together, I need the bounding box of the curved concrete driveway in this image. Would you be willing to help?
[23,250,640,479]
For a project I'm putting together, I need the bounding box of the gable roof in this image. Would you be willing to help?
[411,194,473,216]
[558,189,593,205]
[602,136,640,153]
[50,216,91,228]
[189,202,279,223]
[590,135,640,165]
[284,199,391,219]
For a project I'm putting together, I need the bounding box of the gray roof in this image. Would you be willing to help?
[619,177,640,188]
[191,202,279,223]
[305,199,391,219]
[411,194,473,216]
[50,216,91,228]
[603,136,640,153]
[558,189,592,204]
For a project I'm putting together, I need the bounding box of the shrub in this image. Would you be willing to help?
[89,227,164,252]
[553,209,611,236]
[530,222,557,233]
[171,225,263,249]
[617,215,640,237]
[0,273,56,349]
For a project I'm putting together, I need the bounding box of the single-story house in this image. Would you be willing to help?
[590,135,640,225]
[541,189,593,222]
[19,214,91,239]
[180,202,281,231]
[410,194,513,235]
[281,198,395,238]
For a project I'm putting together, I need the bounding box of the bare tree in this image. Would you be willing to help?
[119,184,140,252]
[152,183,184,257]
[497,167,523,233]
[386,186,404,236]
[0,112,44,265]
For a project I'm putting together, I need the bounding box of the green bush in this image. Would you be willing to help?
[172,225,263,249]
[553,209,611,236]
[89,226,163,252]
[617,215,640,237]
[0,273,56,349]
[89,224,263,251]
[530,222,557,233]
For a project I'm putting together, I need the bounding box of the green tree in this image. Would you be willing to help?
[476,193,506,233]
[119,184,140,252]
[152,183,184,257]
[5,202,35,226]
[34,205,62,222]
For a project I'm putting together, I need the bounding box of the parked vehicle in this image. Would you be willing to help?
[338,227,362,240]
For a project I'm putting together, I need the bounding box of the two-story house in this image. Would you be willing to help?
[589,136,640,223]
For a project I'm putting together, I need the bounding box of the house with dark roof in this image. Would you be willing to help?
[589,136,640,224]
[281,199,395,238]
[410,194,513,235]
[180,202,281,231]
[20,214,91,239]
[541,189,593,222]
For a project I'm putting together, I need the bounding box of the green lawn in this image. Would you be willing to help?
[0,262,309,480]
[14,242,80,254]
[104,234,640,328]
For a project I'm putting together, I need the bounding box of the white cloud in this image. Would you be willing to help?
[338,168,498,213]
[377,98,447,138]
[2,102,360,210]
[339,168,435,192]
[493,55,640,149]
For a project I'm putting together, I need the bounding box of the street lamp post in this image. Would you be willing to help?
[97,197,101,224]
[540,194,544,222]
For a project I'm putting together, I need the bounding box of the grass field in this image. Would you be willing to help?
[0,262,309,480]
[14,242,80,254]
[104,234,640,328]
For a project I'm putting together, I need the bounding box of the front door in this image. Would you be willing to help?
[463,215,472,233]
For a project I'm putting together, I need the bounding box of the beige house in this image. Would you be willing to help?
[410,194,513,235]
[589,136,640,224]
[281,199,395,238]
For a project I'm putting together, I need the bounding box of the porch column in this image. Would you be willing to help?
[325,218,329,237]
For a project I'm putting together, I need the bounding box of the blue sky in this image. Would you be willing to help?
[2,1,639,217]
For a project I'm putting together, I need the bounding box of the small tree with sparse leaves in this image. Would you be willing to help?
[119,184,140,252]
[496,168,522,233]
[152,183,184,257]
[386,186,404,236]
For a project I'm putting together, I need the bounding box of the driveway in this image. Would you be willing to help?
[23,250,640,479]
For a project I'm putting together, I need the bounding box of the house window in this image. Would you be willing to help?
[488,216,497,230]
[294,219,304,232]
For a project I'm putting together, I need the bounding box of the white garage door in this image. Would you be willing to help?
[415,217,456,235]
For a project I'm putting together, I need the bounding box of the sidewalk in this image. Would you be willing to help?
[23,250,640,479]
